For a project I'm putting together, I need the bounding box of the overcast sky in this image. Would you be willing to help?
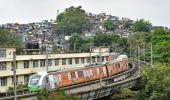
[0,0,169,27]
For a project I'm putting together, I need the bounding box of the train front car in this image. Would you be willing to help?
[28,72,48,92]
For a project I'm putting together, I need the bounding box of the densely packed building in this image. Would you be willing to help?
[0,13,136,52]
[0,20,56,51]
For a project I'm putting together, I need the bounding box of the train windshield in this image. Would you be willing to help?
[30,75,41,85]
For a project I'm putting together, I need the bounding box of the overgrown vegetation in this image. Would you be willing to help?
[56,6,92,35]
[36,89,79,100]
[0,29,24,54]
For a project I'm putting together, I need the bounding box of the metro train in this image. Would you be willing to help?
[28,55,129,92]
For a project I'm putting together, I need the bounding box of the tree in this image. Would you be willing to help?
[56,6,92,35]
[137,64,170,100]
[132,19,152,32]
[127,32,151,60]
[52,45,62,53]
[103,19,116,31]
[37,89,79,100]
[93,33,120,46]
[0,29,24,53]
[68,33,84,52]
[151,27,170,65]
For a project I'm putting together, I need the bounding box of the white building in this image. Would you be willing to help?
[0,47,113,92]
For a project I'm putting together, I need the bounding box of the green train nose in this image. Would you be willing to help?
[29,85,40,92]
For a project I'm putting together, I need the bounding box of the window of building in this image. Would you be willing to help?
[12,76,18,85]
[78,71,84,77]
[68,58,72,65]
[106,56,109,61]
[92,57,96,63]
[11,61,18,70]
[55,59,59,66]
[0,62,6,71]
[0,77,7,86]
[0,49,6,58]
[24,75,30,84]
[40,60,45,67]
[62,58,66,65]
[24,61,29,68]
[75,58,79,64]
[33,60,38,68]
[81,57,85,63]
[87,57,90,63]
[102,56,105,62]
[48,59,52,66]
[97,56,100,62]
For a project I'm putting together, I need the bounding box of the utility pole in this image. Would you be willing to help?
[109,46,111,61]
[138,44,141,75]
[151,43,153,67]
[45,44,49,72]
[74,43,76,52]
[130,42,131,59]
[114,43,117,59]
[99,47,102,86]
[13,52,17,100]
[89,43,92,65]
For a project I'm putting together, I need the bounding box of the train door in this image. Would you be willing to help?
[86,69,91,81]
[42,76,50,90]
[106,64,112,76]
[70,72,76,84]
[48,74,56,90]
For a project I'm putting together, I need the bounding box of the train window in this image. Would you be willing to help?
[78,71,84,77]
[71,72,76,78]
[117,63,120,68]
[46,76,49,83]
[92,68,97,74]
[30,75,41,85]
[61,73,68,80]
[99,67,103,73]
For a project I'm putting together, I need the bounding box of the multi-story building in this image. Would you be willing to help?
[0,47,113,93]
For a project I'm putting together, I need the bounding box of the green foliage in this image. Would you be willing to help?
[103,19,116,31]
[52,45,62,54]
[151,27,170,65]
[7,84,28,92]
[93,33,119,46]
[128,32,150,45]
[36,89,79,100]
[132,19,152,32]
[68,33,122,52]
[128,32,151,60]
[137,64,170,100]
[68,33,86,52]
[112,88,136,100]
[56,6,92,35]
[0,29,24,53]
